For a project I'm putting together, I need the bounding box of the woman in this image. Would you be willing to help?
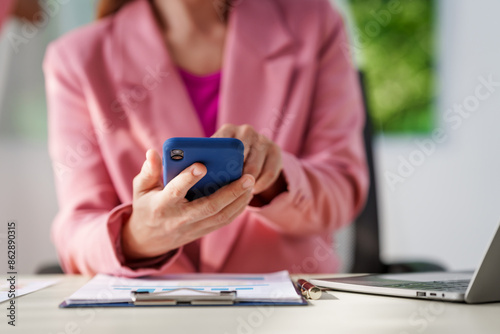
[44,0,368,277]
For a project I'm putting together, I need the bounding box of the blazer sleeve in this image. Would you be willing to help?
[44,43,181,277]
[250,1,369,236]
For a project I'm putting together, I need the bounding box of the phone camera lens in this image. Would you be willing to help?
[171,149,184,160]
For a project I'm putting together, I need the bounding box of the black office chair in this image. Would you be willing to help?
[36,263,63,274]
[350,71,445,273]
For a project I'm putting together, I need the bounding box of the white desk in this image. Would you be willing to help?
[1,274,499,334]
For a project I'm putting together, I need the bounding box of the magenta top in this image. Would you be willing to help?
[177,67,222,269]
[178,67,221,137]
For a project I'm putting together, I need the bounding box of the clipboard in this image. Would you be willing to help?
[59,271,308,308]
[131,288,237,305]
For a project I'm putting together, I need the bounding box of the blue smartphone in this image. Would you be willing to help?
[162,137,244,201]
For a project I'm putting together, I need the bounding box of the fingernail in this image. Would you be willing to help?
[145,161,151,171]
[242,177,254,189]
[192,166,203,176]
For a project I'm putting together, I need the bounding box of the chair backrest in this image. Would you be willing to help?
[349,71,387,273]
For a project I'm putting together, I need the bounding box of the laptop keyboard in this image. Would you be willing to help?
[382,280,470,292]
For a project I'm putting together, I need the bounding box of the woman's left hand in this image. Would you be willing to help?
[212,124,286,200]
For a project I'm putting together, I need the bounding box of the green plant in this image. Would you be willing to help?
[348,0,435,134]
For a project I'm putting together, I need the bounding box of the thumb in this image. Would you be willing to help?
[162,163,207,200]
[133,149,163,196]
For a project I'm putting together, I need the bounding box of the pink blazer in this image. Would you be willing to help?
[44,0,368,277]
[0,0,14,29]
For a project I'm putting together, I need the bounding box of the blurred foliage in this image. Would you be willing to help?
[348,0,435,134]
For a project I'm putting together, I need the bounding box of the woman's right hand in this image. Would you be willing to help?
[121,149,255,261]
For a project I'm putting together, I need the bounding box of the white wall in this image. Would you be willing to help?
[0,139,58,274]
[376,0,500,271]
[0,2,96,275]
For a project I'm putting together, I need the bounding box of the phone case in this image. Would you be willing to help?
[163,137,244,201]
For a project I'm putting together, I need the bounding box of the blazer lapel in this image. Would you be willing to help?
[111,0,204,153]
[201,0,296,273]
[217,0,296,141]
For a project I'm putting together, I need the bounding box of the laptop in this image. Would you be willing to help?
[311,221,500,303]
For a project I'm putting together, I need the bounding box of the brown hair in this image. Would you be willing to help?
[97,0,136,19]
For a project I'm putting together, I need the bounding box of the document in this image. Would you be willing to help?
[0,278,60,303]
[62,270,305,307]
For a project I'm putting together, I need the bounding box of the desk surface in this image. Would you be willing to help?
[1,274,499,334]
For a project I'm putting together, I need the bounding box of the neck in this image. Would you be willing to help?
[152,0,229,75]
[153,0,228,34]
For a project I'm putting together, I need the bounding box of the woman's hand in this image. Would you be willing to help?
[121,149,255,261]
[212,124,287,205]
